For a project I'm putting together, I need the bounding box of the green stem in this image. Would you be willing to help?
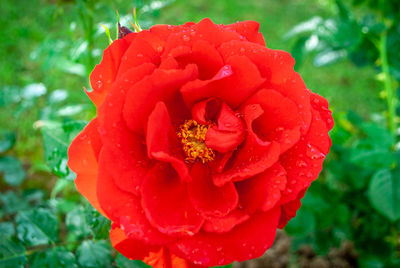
[380,32,396,136]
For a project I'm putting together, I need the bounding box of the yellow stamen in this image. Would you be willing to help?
[177,120,215,163]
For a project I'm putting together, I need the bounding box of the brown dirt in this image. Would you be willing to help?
[232,231,358,268]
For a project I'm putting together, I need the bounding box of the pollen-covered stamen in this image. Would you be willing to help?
[177,120,215,163]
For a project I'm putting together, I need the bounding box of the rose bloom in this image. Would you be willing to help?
[68,18,333,267]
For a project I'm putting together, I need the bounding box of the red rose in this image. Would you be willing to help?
[68,18,333,267]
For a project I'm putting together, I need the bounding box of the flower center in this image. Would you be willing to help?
[177,120,215,163]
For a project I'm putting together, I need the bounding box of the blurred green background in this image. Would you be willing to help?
[0,0,399,267]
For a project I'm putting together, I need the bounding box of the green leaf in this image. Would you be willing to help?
[29,247,78,268]
[0,191,29,215]
[66,206,91,238]
[313,49,346,66]
[0,131,16,153]
[116,254,150,268]
[0,156,26,186]
[284,208,315,237]
[0,234,27,268]
[0,222,15,236]
[41,120,87,178]
[85,205,111,239]
[16,208,59,246]
[368,169,400,221]
[76,240,111,268]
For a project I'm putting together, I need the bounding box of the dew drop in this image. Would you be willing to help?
[95,80,103,89]
[296,160,307,167]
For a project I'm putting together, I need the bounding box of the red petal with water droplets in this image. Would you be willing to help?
[203,209,250,233]
[96,150,173,244]
[181,55,265,109]
[280,108,331,204]
[237,163,287,214]
[98,64,155,195]
[88,36,134,107]
[141,164,204,237]
[165,40,224,80]
[224,21,265,46]
[213,104,280,186]
[187,163,238,218]
[67,119,104,215]
[278,190,306,228]
[310,93,334,131]
[110,225,160,260]
[123,64,198,134]
[170,207,281,267]
[243,89,301,153]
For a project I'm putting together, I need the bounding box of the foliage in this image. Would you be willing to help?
[0,0,399,267]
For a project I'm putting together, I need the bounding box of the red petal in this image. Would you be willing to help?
[141,164,204,237]
[67,119,104,215]
[162,18,242,59]
[187,163,238,217]
[110,224,160,260]
[278,190,306,228]
[218,41,312,133]
[123,64,198,134]
[237,163,287,214]
[88,37,133,107]
[146,102,190,182]
[213,104,280,186]
[205,102,245,153]
[170,207,281,267]
[181,55,265,109]
[96,150,173,244]
[224,21,265,46]
[244,89,301,153]
[98,64,156,195]
[191,98,221,124]
[164,39,224,80]
[310,93,334,131]
[116,31,164,77]
[144,247,203,268]
[280,108,332,204]
[203,209,250,233]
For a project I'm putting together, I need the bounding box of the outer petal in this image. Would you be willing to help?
[88,36,134,107]
[310,93,334,130]
[170,207,281,267]
[187,163,238,218]
[224,21,266,46]
[280,108,331,204]
[237,163,287,214]
[146,102,190,182]
[213,104,280,186]
[181,55,265,109]
[110,225,160,260]
[96,150,173,244]
[116,30,164,77]
[67,118,104,215]
[123,64,198,134]
[98,64,156,195]
[278,190,306,228]
[141,164,204,237]
[143,247,203,268]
